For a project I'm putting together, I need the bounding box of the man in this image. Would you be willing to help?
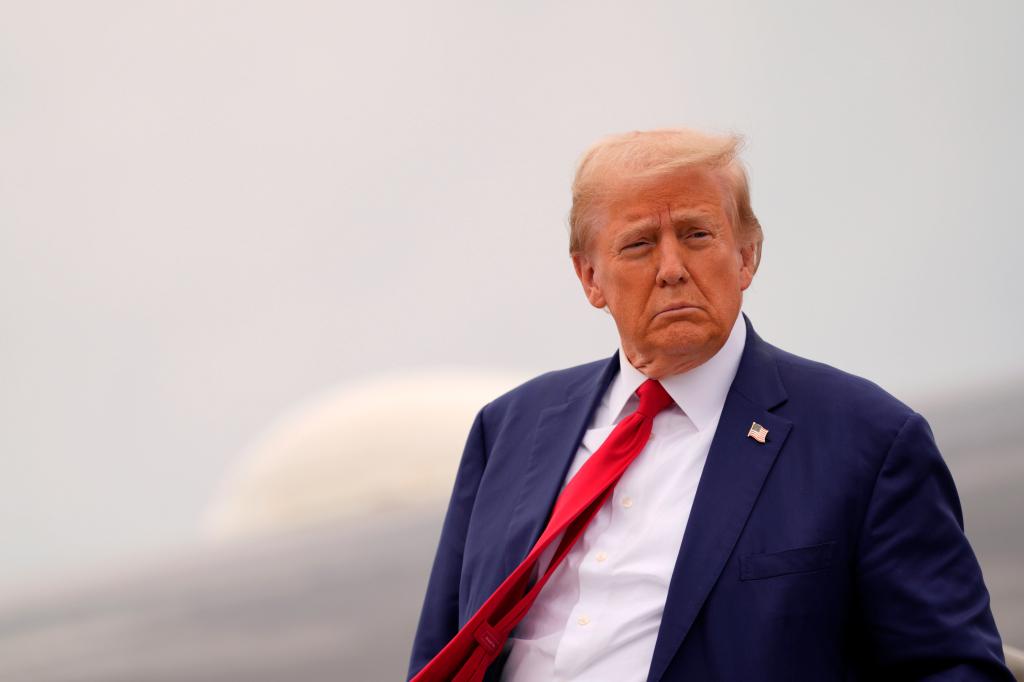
[407,128,1013,680]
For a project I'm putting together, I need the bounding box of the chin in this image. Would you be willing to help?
[649,325,720,358]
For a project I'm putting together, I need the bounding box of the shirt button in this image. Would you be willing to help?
[595,551,608,563]
[622,496,634,508]
[577,615,590,626]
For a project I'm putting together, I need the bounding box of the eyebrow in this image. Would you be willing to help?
[618,209,716,233]
[614,225,655,246]
[669,208,716,225]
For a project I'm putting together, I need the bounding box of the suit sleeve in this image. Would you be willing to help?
[854,411,1014,681]
[407,406,489,680]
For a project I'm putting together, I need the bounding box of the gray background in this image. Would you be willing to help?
[0,1,1021,674]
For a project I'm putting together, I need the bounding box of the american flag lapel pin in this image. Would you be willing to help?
[747,422,768,444]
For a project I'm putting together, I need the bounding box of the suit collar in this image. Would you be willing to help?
[730,312,788,410]
[564,348,620,404]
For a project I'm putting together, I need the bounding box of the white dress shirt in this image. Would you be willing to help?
[500,312,747,682]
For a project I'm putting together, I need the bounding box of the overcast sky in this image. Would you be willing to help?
[1,0,1021,590]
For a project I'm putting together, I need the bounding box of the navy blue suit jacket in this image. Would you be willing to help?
[409,316,1012,681]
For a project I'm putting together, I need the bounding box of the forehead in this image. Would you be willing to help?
[604,166,730,224]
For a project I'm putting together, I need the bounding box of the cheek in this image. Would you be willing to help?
[707,252,744,285]
[692,263,745,310]
[612,271,649,300]
[604,275,649,320]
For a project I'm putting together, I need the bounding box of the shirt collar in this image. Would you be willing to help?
[606,311,747,432]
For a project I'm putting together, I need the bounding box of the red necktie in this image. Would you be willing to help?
[412,379,674,682]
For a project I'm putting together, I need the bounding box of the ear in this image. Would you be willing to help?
[571,251,607,309]
[738,241,757,291]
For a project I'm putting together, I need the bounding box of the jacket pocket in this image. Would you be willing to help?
[739,540,837,581]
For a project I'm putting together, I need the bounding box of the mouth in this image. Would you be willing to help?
[653,304,699,319]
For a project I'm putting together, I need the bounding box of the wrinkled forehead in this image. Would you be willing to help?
[599,165,734,226]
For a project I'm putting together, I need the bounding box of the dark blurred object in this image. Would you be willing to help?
[0,513,441,682]
[921,382,1024,645]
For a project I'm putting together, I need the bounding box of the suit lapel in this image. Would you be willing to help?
[501,353,619,578]
[646,316,793,682]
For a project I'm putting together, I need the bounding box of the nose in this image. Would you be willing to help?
[655,239,689,287]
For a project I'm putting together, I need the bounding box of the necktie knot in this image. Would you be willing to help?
[635,379,673,417]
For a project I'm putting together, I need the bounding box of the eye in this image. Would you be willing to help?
[621,239,652,252]
[689,230,711,239]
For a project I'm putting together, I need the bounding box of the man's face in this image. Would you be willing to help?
[572,166,756,379]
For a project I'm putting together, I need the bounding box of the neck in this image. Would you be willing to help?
[623,341,725,380]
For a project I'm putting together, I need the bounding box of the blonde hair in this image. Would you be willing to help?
[569,128,762,272]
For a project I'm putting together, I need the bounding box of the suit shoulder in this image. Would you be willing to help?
[481,357,611,419]
[769,343,916,431]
